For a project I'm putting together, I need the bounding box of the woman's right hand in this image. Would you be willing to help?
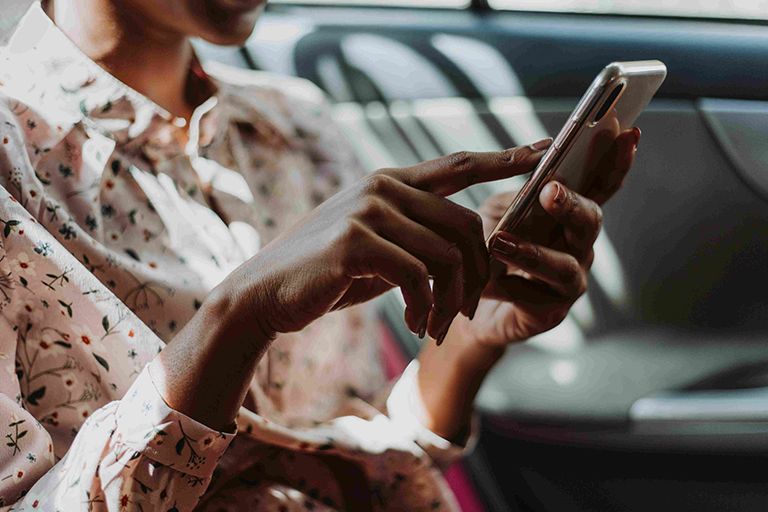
[215,143,551,344]
[158,143,549,429]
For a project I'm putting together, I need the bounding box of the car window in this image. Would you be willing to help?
[270,0,468,7]
[488,0,768,21]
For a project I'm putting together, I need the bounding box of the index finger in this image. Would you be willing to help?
[384,138,553,197]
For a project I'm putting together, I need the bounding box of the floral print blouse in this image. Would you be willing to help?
[0,4,469,511]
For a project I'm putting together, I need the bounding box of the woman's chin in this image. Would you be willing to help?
[202,26,256,46]
[200,6,263,46]
[218,0,267,10]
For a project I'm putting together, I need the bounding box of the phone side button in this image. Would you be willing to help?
[554,118,581,150]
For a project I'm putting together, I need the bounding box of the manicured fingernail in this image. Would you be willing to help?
[552,182,566,205]
[632,127,641,149]
[436,318,453,346]
[492,235,518,259]
[418,314,428,339]
[466,285,484,320]
[530,137,553,151]
[468,298,479,320]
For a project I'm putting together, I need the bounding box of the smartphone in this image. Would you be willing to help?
[487,60,667,246]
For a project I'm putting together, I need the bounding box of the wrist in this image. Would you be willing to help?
[443,315,506,374]
[157,284,274,430]
[416,316,504,442]
[206,279,276,354]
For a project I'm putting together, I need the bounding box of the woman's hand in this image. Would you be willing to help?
[472,182,602,345]
[214,144,552,346]
[465,127,641,348]
[416,127,640,442]
[162,144,553,430]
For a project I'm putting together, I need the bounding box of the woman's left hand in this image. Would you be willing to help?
[462,127,640,348]
[417,128,640,442]
[466,182,601,347]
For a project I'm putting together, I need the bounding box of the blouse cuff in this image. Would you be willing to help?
[386,359,478,468]
[113,360,236,478]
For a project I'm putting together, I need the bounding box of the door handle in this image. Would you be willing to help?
[630,387,768,422]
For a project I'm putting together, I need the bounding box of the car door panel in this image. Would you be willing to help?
[699,98,768,202]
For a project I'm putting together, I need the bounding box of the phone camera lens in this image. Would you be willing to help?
[593,82,625,123]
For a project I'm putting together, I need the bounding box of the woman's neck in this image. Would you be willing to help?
[45,0,196,121]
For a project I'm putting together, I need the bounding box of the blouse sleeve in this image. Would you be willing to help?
[386,360,479,469]
[0,361,234,512]
[0,98,235,511]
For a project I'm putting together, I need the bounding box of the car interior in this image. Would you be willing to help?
[6,0,768,510]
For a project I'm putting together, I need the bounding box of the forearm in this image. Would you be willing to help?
[416,315,504,442]
[155,284,274,431]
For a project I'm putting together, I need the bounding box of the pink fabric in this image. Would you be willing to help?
[378,323,487,512]
[444,464,487,512]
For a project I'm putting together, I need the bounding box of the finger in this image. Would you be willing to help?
[539,181,603,261]
[344,222,434,335]
[587,127,640,205]
[479,190,518,237]
[356,198,466,338]
[489,231,587,300]
[363,175,490,319]
[382,138,552,197]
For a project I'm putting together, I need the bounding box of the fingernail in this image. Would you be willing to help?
[530,137,553,151]
[468,298,479,320]
[491,235,518,259]
[552,182,566,205]
[467,286,483,320]
[632,127,642,149]
[418,314,428,339]
[436,318,454,346]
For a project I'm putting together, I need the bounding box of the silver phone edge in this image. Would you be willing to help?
[486,60,667,247]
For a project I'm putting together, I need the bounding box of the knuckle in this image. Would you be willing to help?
[550,308,570,327]
[502,146,529,166]
[466,210,484,234]
[408,261,429,287]
[565,189,580,216]
[532,245,543,264]
[357,196,387,223]
[338,218,366,246]
[448,151,474,173]
[362,173,393,196]
[584,249,595,268]
[520,244,541,268]
[445,243,463,266]
[593,204,604,229]
[560,257,583,288]
[575,274,588,296]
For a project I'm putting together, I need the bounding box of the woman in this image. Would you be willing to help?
[0,0,639,510]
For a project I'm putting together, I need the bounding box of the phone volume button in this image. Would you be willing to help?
[556,119,580,149]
